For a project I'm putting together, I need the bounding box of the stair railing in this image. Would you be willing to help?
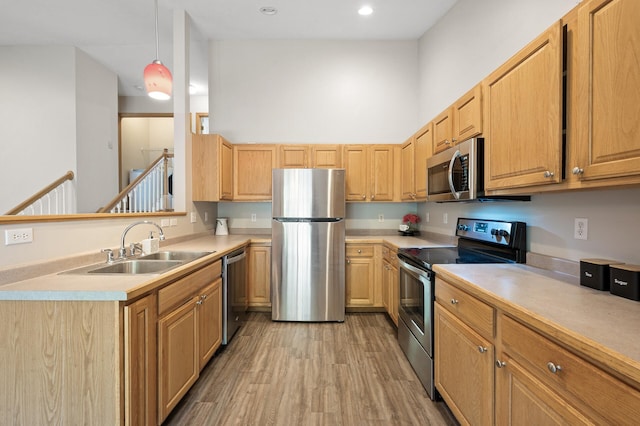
[5,171,75,215]
[98,149,174,214]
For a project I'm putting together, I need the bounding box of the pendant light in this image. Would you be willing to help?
[144,0,172,100]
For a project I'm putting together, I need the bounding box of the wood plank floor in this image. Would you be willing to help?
[164,312,458,425]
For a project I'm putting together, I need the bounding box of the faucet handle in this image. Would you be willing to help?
[101,248,114,263]
[129,242,143,257]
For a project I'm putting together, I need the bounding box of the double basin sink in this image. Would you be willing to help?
[63,251,214,275]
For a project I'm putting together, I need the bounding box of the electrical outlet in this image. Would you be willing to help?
[574,218,588,240]
[378,214,384,222]
[161,219,170,227]
[425,212,430,223]
[251,213,257,222]
[443,213,448,224]
[5,228,33,245]
[204,212,209,222]
[170,218,178,226]
[190,212,197,223]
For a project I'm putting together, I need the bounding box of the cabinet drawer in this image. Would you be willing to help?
[381,245,397,265]
[346,245,374,257]
[158,261,221,316]
[435,278,494,340]
[500,314,640,424]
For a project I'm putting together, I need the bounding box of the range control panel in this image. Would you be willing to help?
[455,218,526,248]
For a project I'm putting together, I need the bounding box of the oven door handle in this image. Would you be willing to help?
[447,149,462,200]
[398,258,432,280]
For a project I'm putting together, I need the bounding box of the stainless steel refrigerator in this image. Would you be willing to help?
[271,168,345,322]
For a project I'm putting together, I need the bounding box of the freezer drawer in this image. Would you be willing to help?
[271,220,345,322]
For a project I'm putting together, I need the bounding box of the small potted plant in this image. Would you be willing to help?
[400,213,421,236]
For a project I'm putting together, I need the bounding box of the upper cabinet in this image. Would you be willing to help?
[483,22,564,191]
[572,0,640,183]
[278,144,343,169]
[233,145,277,201]
[433,85,483,155]
[414,122,433,200]
[400,137,415,201]
[344,145,397,202]
[311,145,342,168]
[278,145,310,168]
[192,134,233,202]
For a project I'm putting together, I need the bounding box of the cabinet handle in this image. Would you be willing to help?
[357,249,362,253]
[362,194,366,200]
[450,298,459,305]
[200,294,207,300]
[547,362,563,374]
[371,195,375,200]
[347,258,351,264]
[496,360,506,368]
[445,139,451,145]
[196,299,203,305]
[478,346,488,353]
[572,166,584,175]
[452,138,457,143]
[543,171,555,178]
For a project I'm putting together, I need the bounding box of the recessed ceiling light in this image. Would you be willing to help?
[358,6,373,16]
[259,6,278,16]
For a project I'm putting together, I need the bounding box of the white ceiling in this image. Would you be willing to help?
[0,0,458,97]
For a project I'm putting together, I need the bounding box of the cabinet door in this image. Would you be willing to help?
[343,145,369,201]
[483,22,563,190]
[248,245,272,308]
[453,85,482,142]
[346,256,375,307]
[574,0,640,182]
[311,145,342,168]
[233,145,276,200]
[198,278,222,369]
[435,303,494,426]
[369,145,395,202]
[220,138,234,200]
[158,298,199,423]
[433,109,454,154]
[124,294,157,426]
[400,138,416,201]
[279,145,310,168]
[389,263,398,325]
[495,354,594,425]
[414,122,432,200]
[381,259,391,313]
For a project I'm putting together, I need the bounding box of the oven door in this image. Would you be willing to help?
[398,256,433,355]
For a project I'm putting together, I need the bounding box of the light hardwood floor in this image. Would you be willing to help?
[164,312,457,425]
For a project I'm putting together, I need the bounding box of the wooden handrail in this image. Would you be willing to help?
[97,149,174,213]
[5,171,75,215]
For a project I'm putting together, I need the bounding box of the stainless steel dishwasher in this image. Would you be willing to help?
[222,248,247,345]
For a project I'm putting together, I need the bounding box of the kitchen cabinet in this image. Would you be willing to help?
[343,145,397,202]
[433,85,483,155]
[233,144,277,200]
[157,261,223,422]
[278,145,310,168]
[381,244,398,325]
[124,294,158,426]
[192,133,233,201]
[311,144,342,168]
[497,313,640,425]
[414,122,432,200]
[345,243,381,308]
[571,0,640,184]
[248,243,272,309]
[483,22,563,190]
[400,137,416,201]
[435,279,495,425]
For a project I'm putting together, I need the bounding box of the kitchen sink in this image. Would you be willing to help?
[87,260,183,274]
[138,251,213,261]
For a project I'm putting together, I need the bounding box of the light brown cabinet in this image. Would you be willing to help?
[124,294,158,426]
[233,145,277,200]
[435,279,495,426]
[381,245,398,325]
[278,145,310,168]
[248,243,272,309]
[192,134,233,201]
[345,243,381,308]
[343,145,396,202]
[157,261,223,423]
[311,144,342,168]
[400,137,416,201]
[433,85,482,155]
[572,0,640,184]
[483,22,563,190]
[414,122,432,200]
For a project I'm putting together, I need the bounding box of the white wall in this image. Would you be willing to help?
[418,0,579,122]
[75,49,119,212]
[0,46,77,213]
[416,0,640,265]
[208,40,419,143]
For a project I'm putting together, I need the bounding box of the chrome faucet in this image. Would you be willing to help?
[119,220,165,259]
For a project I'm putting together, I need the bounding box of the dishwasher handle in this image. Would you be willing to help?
[224,249,246,266]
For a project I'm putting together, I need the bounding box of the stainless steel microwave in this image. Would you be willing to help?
[427,137,484,202]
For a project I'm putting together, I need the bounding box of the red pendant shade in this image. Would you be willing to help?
[144,60,172,100]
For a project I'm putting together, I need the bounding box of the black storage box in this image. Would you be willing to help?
[610,264,640,301]
[580,258,623,291]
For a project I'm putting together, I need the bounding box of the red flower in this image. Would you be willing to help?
[403,213,421,224]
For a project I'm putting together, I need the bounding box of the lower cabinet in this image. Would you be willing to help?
[345,243,381,308]
[381,245,398,325]
[198,278,223,369]
[248,243,272,309]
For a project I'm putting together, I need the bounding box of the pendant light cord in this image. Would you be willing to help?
[154,0,160,61]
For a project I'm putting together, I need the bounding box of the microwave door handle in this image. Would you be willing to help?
[447,150,462,200]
